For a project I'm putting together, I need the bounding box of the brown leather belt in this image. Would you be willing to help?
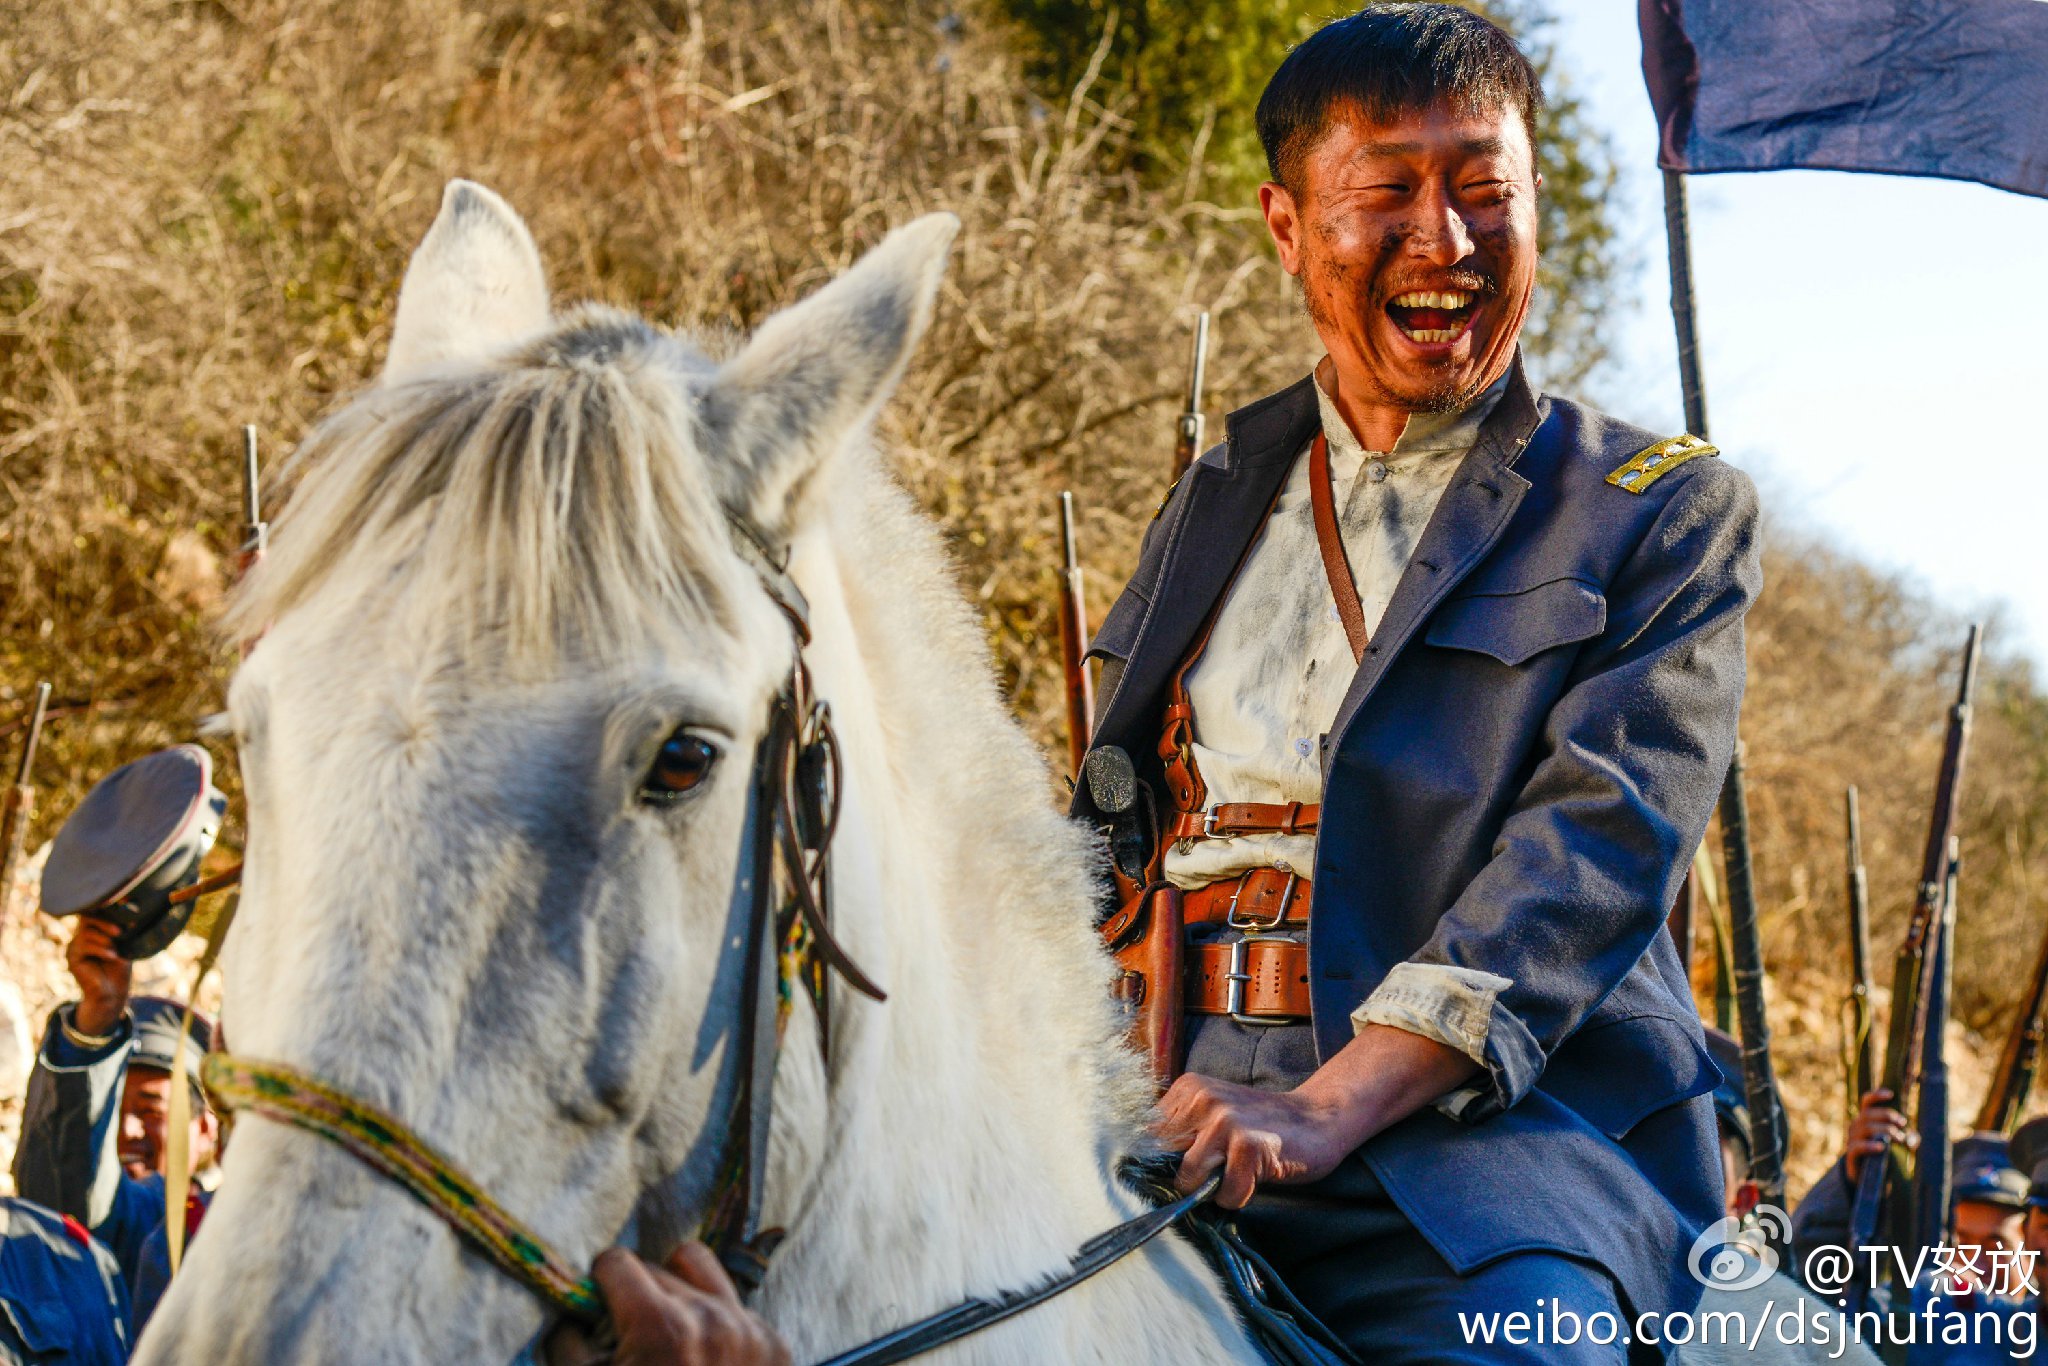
[1181,866,1310,929]
[1186,938,1311,1020]
[1182,869,1312,1021]
[1165,801,1319,843]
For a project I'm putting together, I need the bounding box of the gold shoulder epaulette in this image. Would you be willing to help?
[1606,433,1717,493]
[1153,470,1187,521]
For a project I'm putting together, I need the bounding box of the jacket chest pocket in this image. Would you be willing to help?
[1423,576,1606,667]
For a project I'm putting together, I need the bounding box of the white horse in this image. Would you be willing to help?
[136,182,1261,1365]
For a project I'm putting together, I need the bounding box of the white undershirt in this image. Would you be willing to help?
[1164,371,1506,890]
[1162,369,1514,1102]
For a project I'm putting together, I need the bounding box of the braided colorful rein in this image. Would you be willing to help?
[201,1053,604,1324]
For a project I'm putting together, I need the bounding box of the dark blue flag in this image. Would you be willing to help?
[1641,0,2048,199]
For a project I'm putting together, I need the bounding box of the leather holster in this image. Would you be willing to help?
[1101,883,1184,1085]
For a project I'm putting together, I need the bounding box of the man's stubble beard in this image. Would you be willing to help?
[1297,263,1526,414]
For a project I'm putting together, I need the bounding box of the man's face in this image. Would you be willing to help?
[119,1066,215,1181]
[2025,1208,2048,1259]
[1950,1199,2025,1277]
[1259,99,1539,414]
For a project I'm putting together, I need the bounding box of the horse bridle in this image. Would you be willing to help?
[202,514,1213,1363]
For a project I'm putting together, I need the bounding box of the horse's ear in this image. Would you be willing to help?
[706,213,959,539]
[382,180,550,384]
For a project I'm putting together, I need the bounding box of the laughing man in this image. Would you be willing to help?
[1078,6,1759,1360]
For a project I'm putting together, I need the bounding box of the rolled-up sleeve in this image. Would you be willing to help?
[1352,960,1511,1064]
[1413,461,1760,1121]
[1352,961,1512,1118]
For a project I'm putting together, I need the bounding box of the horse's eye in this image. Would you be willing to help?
[642,732,720,804]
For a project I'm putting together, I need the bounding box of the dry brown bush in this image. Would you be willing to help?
[2,0,2043,1197]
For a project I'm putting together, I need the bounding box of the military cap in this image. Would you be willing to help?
[40,744,227,959]
[1950,1132,2029,1211]
[2009,1116,2048,1208]
[126,996,214,1076]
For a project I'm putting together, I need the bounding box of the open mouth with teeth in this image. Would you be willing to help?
[1386,290,1481,345]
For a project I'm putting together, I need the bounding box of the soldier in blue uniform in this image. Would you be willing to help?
[0,1197,130,1366]
[1075,6,1758,1359]
[11,745,225,1328]
[2012,1117,2048,1278]
[1790,1101,2029,1297]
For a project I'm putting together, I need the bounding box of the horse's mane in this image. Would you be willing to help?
[225,306,740,670]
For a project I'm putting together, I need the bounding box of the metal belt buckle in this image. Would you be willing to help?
[1225,931,1303,1026]
[1226,869,1299,931]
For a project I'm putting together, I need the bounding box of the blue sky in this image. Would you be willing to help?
[1540,2,2046,664]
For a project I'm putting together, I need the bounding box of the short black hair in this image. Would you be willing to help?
[1256,4,1543,192]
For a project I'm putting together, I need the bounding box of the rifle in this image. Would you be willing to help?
[1974,889,2048,1135]
[1719,742,1788,1242]
[1057,492,1093,777]
[1846,785,1877,1114]
[1914,837,1961,1259]
[1845,624,1984,1316]
[238,424,268,575]
[1171,313,1210,479]
[1667,862,1698,980]
[1690,842,1736,1033]
[0,681,53,909]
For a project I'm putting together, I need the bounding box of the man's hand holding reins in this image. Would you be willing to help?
[546,1243,791,1366]
[1154,1023,1478,1208]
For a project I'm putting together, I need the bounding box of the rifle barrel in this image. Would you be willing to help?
[1914,838,1959,1258]
[242,425,261,527]
[1056,492,1093,777]
[1171,313,1211,478]
[1974,902,2048,1133]
[1,681,53,903]
[1847,786,1875,1106]
[12,682,50,787]
[1845,624,1984,1313]
[1720,744,1787,1230]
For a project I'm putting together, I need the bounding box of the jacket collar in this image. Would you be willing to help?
[1092,353,1547,760]
[1221,356,1539,469]
[1324,352,1549,748]
[1088,377,1318,753]
[1222,372,1321,468]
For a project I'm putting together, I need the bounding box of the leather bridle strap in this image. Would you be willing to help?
[192,514,1217,1363]
[1308,432,1369,664]
[203,1045,1225,1365]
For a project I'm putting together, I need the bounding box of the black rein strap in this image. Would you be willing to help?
[708,515,1221,1363]
[812,1175,1222,1366]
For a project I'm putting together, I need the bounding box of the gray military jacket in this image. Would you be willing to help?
[1078,355,1761,1324]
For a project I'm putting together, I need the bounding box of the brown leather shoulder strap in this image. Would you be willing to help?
[1309,431,1368,664]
